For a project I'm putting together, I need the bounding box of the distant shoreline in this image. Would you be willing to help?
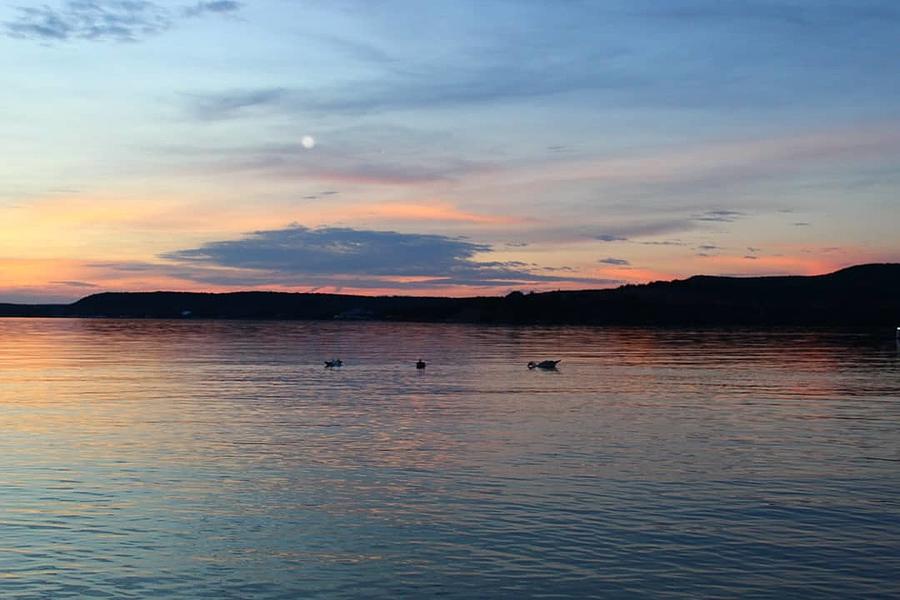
[2,263,898,326]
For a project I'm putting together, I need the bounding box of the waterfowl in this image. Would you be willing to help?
[416,359,427,369]
[324,358,343,368]
[528,360,560,370]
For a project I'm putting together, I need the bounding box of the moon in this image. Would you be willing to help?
[301,135,316,149]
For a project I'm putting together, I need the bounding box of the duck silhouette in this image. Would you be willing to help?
[324,358,343,368]
[416,359,427,369]
[528,360,560,370]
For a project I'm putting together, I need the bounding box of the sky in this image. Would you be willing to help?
[1,0,899,302]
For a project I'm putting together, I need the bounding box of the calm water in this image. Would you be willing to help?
[1,319,899,598]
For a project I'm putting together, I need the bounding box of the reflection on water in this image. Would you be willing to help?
[1,319,898,597]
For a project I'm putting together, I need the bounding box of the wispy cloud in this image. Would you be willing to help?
[177,0,900,123]
[182,0,241,18]
[50,280,99,288]
[638,240,688,247]
[513,124,900,192]
[4,1,171,42]
[177,138,491,185]
[694,209,745,223]
[333,202,519,225]
[183,72,617,121]
[590,210,746,245]
[596,234,628,242]
[301,190,339,201]
[594,219,695,242]
[187,88,286,120]
[647,1,900,26]
[598,257,630,266]
[3,0,240,42]
[183,48,633,118]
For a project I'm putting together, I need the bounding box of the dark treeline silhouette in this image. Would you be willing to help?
[0,303,66,317]
[1,263,898,325]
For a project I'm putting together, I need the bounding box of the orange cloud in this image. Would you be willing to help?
[337,201,521,225]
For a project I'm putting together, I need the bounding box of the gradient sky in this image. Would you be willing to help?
[2,0,899,302]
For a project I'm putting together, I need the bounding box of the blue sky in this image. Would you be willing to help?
[1,0,898,301]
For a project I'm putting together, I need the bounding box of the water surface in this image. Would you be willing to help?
[1,319,898,598]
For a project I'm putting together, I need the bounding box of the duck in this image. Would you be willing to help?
[324,358,343,368]
[416,359,427,369]
[528,360,560,370]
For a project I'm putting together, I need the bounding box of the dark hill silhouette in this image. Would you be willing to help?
[1,263,898,325]
[0,303,66,317]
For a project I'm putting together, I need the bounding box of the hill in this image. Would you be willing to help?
[1,263,898,325]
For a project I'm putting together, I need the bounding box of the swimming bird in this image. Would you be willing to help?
[324,358,343,368]
[528,360,560,370]
[416,359,426,369]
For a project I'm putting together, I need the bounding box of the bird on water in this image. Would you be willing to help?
[416,359,427,369]
[324,358,343,368]
[528,360,560,370]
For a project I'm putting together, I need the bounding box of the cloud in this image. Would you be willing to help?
[4,1,172,42]
[187,73,589,121]
[184,51,633,118]
[309,32,397,66]
[187,88,287,120]
[161,226,485,276]
[330,202,518,225]
[638,240,687,246]
[647,2,900,26]
[3,0,240,42]
[177,137,490,185]
[156,224,616,288]
[598,257,630,266]
[301,191,340,200]
[50,280,99,288]
[177,99,900,198]
[176,5,642,120]
[594,218,695,242]
[516,124,900,202]
[159,225,485,277]
[175,0,900,123]
[294,67,622,115]
[182,0,241,18]
[693,209,745,223]
[301,161,474,185]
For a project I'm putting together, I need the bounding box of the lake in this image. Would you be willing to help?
[1,319,898,598]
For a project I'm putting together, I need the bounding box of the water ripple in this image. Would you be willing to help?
[1,320,898,598]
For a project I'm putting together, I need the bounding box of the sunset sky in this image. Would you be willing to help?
[2,0,899,302]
